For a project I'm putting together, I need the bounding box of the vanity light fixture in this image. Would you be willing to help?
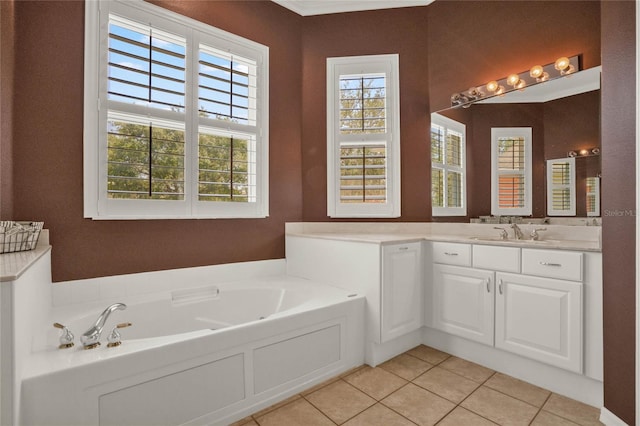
[567,147,600,158]
[450,55,581,108]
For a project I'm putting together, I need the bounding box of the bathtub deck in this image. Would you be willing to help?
[232,344,602,426]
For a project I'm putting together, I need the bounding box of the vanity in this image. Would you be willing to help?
[285,221,602,407]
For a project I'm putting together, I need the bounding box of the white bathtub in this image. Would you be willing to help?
[20,274,365,426]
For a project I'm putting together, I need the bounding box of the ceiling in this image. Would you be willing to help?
[272,0,435,16]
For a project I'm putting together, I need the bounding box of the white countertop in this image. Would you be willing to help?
[0,230,51,282]
[285,223,602,252]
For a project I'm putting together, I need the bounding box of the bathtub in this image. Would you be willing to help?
[20,274,365,426]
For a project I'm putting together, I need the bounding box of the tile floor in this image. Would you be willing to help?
[231,345,603,426]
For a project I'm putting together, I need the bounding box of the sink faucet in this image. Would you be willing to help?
[511,223,524,240]
[81,303,126,349]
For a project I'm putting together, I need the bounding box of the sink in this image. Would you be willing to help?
[470,236,509,242]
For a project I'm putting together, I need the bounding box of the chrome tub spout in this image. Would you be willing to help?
[80,303,127,349]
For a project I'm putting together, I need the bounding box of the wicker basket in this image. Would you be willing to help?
[0,221,44,254]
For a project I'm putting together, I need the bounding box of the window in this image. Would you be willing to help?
[546,157,576,216]
[431,113,466,216]
[491,128,532,216]
[84,0,269,219]
[326,55,401,218]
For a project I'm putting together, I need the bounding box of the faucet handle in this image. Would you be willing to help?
[530,228,547,240]
[493,227,508,240]
[107,322,132,348]
[53,323,75,349]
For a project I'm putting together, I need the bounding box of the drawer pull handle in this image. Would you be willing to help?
[444,252,459,256]
[399,247,409,251]
[498,279,503,295]
[486,278,491,293]
[539,262,562,267]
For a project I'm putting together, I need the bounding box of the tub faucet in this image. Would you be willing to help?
[511,223,524,240]
[81,303,127,349]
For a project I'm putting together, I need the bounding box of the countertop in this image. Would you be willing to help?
[285,223,602,252]
[0,230,51,282]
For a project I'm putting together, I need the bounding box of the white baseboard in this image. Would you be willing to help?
[600,407,629,426]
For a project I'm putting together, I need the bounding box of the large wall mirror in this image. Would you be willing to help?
[432,66,601,218]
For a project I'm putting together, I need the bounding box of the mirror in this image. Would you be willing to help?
[433,66,601,218]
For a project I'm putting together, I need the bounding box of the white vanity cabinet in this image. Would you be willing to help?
[494,272,582,373]
[381,243,423,343]
[430,242,584,373]
[433,264,494,345]
[285,235,423,364]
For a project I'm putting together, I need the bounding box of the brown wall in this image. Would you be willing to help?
[427,1,601,112]
[301,7,432,222]
[601,1,636,424]
[0,1,15,220]
[11,1,302,281]
[544,91,601,217]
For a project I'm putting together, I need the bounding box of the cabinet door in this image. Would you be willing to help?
[433,265,494,346]
[381,242,423,343]
[495,273,582,373]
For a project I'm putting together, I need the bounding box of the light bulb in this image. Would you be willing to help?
[507,74,520,86]
[554,56,570,71]
[561,64,576,76]
[568,151,577,158]
[592,148,601,155]
[579,149,590,156]
[529,65,544,79]
[515,79,526,90]
[486,80,499,92]
[495,85,505,95]
[536,71,550,82]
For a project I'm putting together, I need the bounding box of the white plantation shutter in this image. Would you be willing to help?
[84,0,269,219]
[431,113,466,216]
[491,128,532,216]
[326,55,400,218]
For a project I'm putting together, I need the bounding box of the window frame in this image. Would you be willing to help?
[546,157,576,216]
[84,0,269,220]
[491,127,532,216]
[326,54,401,218]
[430,113,467,217]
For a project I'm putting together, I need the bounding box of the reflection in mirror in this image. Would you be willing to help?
[586,177,600,217]
[432,67,601,218]
[547,158,576,216]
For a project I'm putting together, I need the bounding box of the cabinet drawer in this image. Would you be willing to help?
[522,249,583,281]
[473,245,520,273]
[432,242,471,266]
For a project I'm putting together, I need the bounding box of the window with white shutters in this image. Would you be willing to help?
[431,113,466,216]
[326,55,400,218]
[491,128,532,216]
[84,0,268,219]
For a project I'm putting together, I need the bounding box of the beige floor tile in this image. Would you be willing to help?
[380,353,434,380]
[439,356,495,383]
[300,375,343,396]
[406,345,450,365]
[344,366,408,400]
[255,398,334,426]
[342,403,416,426]
[381,383,455,426]
[484,372,551,407]
[228,416,257,426]
[251,394,301,418]
[413,366,480,404]
[437,406,498,426]
[542,393,603,426]
[461,386,539,426]
[305,379,376,424]
[532,410,580,426]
